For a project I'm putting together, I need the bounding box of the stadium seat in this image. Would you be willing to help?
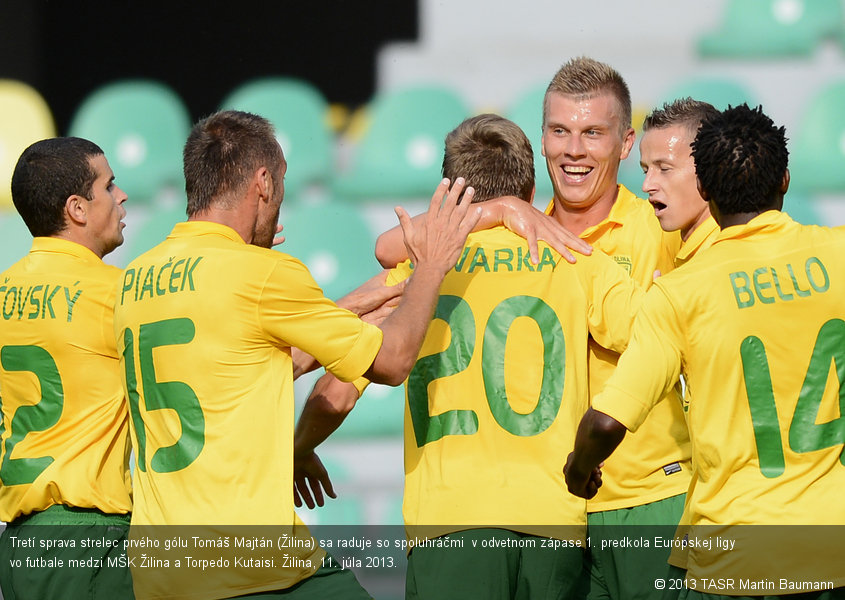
[118,196,187,266]
[219,78,334,200]
[333,382,405,439]
[278,199,381,301]
[698,0,843,57]
[657,76,757,111]
[0,80,56,211]
[68,80,191,205]
[782,191,826,225]
[334,84,471,200]
[506,83,554,200]
[789,81,845,193]
[0,212,33,272]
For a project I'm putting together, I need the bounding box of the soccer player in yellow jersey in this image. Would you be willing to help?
[391,114,644,600]
[640,98,721,270]
[375,57,689,600]
[113,110,480,600]
[565,104,845,598]
[0,138,133,599]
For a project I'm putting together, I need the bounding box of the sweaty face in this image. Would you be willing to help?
[86,154,128,257]
[541,92,634,212]
[639,125,709,241]
[253,157,286,249]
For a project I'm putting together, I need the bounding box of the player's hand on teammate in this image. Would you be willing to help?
[272,223,285,247]
[293,451,336,509]
[337,270,405,326]
[563,454,604,500]
[496,196,592,265]
[395,177,483,277]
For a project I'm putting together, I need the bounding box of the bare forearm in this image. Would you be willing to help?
[294,374,360,457]
[365,265,443,386]
[565,408,627,496]
[292,348,319,380]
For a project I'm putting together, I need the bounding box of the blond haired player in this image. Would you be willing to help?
[376,57,688,600]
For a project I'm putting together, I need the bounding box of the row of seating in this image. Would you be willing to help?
[700,0,844,58]
[4,73,845,212]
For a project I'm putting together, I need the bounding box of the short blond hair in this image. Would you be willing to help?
[544,56,632,133]
[442,114,534,203]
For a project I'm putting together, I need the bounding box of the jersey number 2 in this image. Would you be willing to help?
[407,294,565,447]
[0,345,64,485]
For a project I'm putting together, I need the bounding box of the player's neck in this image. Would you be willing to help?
[552,194,615,237]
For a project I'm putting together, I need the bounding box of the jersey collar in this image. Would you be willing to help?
[31,236,104,264]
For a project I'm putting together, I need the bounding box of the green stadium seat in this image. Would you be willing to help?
[506,83,555,200]
[278,200,381,301]
[0,212,33,272]
[118,196,187,266]
[333,382,405,439]
[219,78,334,201]
[0,80,56,211]
[782,191,826,225]
[68,80,191,205]
[302,455,365,526]
[334,85,470,200]
[657,77,757,111]
[789,81,845,193]
[698,0,843,57]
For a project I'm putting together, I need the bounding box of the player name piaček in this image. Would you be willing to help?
[119,256,204,305]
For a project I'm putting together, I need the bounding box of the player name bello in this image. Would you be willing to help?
[728,255,830,309]
[120,256,204,305]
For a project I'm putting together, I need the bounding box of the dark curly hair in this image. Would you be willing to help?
[691,104,788,215]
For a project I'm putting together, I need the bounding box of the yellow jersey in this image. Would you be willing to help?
[0,237,131,522]
[391,226,640,541]
[547,186,690,511]
[114,221,382,598]
[593,211,845,589]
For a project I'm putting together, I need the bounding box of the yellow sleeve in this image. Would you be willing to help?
[591,282,683,431]
[259,258,383,382]
[386,260,413,285]
[579,251,644,355]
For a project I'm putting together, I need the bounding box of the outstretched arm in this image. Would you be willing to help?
[374,196,591,268]
[364,178,482,386]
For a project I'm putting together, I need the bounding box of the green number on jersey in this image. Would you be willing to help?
[484,296,565,436]
[0,345,64,485]
[123,318,205,473]
[741,318,845,478]
[408,294,566,447]
[407,295,479,446]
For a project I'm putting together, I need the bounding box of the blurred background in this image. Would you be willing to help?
[2,0,845,566]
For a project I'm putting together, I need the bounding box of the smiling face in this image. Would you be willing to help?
[639,124,709,241]
[85,154,128,257]
[541,92,635,216]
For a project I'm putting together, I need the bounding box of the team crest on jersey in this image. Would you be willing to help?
[613,256,633,274]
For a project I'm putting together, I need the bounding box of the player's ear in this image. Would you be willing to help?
[780,169,790,195]
[65,194,88,226]
[619,127,636,160]
[696,177,709,203]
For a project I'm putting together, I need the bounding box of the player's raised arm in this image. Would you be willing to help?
[365,177,481,386]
